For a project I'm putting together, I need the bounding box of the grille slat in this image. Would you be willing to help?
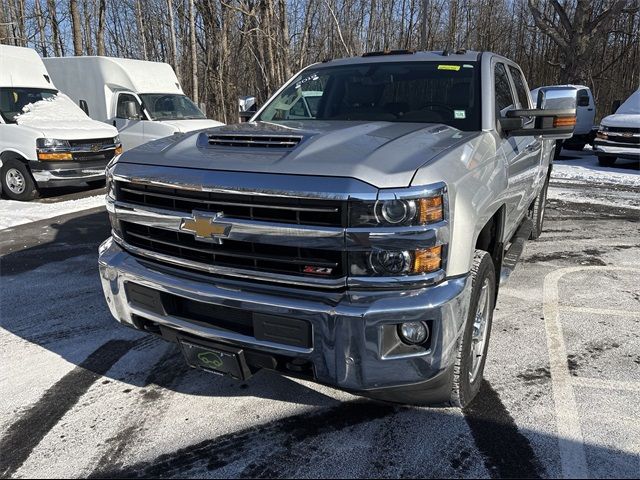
[116,182,345,227]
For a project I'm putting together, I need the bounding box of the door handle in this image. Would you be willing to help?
[587,108,593,111]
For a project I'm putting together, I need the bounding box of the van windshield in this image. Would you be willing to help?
[257,61,481,131]
[0,87,58,123]
[139,94,206,120]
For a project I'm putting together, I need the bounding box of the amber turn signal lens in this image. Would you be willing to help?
[418,196,444,224]
[412,245,442,274]
[553,116,576,128]
[115,145,123,155]
[37,152,73,161]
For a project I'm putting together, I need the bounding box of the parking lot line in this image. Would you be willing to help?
[543,265,640,479]
[558,306,640,318]
[572,377,640,394]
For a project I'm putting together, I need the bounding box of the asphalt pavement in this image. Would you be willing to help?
[0,172,638,478]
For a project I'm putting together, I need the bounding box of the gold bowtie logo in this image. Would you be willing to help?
[180,212,231,243]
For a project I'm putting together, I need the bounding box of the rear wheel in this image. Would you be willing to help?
[529,175,549,240]
[1,159,38,201]
[598,156,617,167]
[553,140,563,160]
[448,251,496,408]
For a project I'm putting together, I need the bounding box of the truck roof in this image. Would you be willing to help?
[0,45,56,90]
[42,56,183,94]
[319,50,486,68]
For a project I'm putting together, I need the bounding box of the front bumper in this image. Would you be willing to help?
[29,159,108,187]
[98,237,471,396]
[594,140,640,161]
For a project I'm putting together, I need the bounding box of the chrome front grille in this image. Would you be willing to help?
[116,182,345,227]
[120,221,345,279]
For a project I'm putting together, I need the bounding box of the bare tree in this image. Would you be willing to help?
[528,0,633,83]
[70,0,83,55]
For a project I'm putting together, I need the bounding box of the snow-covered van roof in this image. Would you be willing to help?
[42,56,183,94]
[0,45,56,90]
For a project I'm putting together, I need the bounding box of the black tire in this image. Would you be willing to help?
[448,251,496,408]
[1,159,38,201]
[564,142,586,151]
[87,179,106,188]
[553,139,563,160]
[529,175,549,240]
[598,156,617,167]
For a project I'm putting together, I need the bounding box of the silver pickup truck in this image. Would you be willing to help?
[99,50,576,407]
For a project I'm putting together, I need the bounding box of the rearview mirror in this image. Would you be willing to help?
[501,86,577,139]
[124,100,139,120]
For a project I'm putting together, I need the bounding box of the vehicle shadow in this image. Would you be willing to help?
[0,209,336,405]
[557,150,639,171]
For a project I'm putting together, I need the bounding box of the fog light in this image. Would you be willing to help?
[398,321,429,345]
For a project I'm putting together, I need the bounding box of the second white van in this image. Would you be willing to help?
[43,56,223,151]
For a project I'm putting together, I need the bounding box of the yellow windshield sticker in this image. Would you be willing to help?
[437,65,461,71]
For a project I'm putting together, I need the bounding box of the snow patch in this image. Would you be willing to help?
[15,93,97,131]
[551,152,640,188]
[0,195,105,230]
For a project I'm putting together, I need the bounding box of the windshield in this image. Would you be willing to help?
[139,93,206,120]
[257,61,481,131]
[0,87,58,123]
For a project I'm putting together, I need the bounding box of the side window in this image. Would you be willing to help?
[494,63,515,116]
[288,97,310,118]
[577,89,590,107]
[116,93,142,119]
[508,66,531,109]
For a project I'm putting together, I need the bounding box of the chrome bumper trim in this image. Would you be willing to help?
[99,237,471,391]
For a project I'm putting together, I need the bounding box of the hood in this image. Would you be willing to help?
[601,114,640,129]
[121,121,479,188]
[159,119,225,133]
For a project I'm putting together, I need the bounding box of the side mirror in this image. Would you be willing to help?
[239,111,254,122]
[79,99,90,116]
[124,100,139,120]
[501,86,577,139]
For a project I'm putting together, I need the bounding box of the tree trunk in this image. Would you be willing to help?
[34,0,47,55]
[70,0,83,55]
[47,0,63,56]
[189,0,198,103]
[96,0,106,55]
[166,0,179,77]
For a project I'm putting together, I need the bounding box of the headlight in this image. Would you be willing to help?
[36,138,73,160]
[350,195,444,227]
[350,246,443,277]
[36,138,70,149]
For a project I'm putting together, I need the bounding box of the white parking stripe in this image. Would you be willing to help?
[572,377,640,394]
[558,306,640,318]
[543,266,640,479]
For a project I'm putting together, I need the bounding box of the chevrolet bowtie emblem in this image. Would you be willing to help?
[180,211,231,243]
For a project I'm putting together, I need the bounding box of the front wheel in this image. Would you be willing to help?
[1,159,38,201]
[449,250,496,408]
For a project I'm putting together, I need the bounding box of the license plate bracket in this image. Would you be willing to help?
[179,338,252,380]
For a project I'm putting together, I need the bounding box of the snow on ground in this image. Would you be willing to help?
[549,149,640,210]
[0,195,105,230]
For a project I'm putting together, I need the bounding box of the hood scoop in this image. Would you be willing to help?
[199,132,303,149]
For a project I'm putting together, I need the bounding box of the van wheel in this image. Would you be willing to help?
[529,175,549,240]
[598,156,616,167]
[449,251,496,408]
[1,159,38,201]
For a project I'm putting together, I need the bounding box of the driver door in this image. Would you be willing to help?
[113,92,146,150]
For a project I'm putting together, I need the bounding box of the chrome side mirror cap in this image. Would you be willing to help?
[502,86,577,139]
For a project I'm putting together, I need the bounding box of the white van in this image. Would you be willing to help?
[532,85,596,154]
[594,89,640,166]
[0,45,120,200]
[43,57,223,151]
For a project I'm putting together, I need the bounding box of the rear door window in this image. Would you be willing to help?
[494,63,515,116]
[508,66,531,109]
